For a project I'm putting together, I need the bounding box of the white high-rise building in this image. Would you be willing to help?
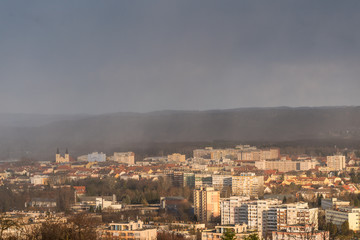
[220,196,251,225]
[221,199,318,237]
[265,202,318,234]
[220,198,282,237]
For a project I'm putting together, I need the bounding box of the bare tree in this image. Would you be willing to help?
[0,215,19,240]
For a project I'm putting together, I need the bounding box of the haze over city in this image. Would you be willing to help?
[0,1,360,114]
[1,2,360,240]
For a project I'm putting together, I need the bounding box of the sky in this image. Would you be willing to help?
[0,1,359,114]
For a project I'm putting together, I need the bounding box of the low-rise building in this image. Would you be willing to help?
[202,224,257,240]
[25,198,57,209]
[30,175,49,185]
[272,225,329,240]
[98,220,157,240]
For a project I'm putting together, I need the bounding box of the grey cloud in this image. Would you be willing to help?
[0,0,359,114]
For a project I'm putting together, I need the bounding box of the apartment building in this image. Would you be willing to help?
[98,220,157,240]
[172,171,184,187]
[261,148,280,160]
[212,174,232,193]
[255,159,317,172]
[195,174,212,188]
[327,155,346,171]
[238,150,262,161]
[220,196,251,225]
[221,197,281,238]
[272,225,329,240]
[193,146,279,161]
[232,173,264,197]
[202,224,256,240]
[113,152,135,165]
[193,147,213,159]
[167,153,186,163]
[183,172,195,188]
[265,203,318,234]
[321,198,350,210]
[325,207,360,231]
[194,187,220,223]
[220,199,316,237]
[30,175,49,185]
[87,152,106,162]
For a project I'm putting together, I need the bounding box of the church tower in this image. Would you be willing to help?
[56,148,61,163]
[56,148,70,163]
[65,148,70,162]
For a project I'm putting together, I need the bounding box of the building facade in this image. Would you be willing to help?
[87,152,106,162]
[232,173,264,197]
[327,155,346,171]
[113,152,135,165]
[325,207,360,231]
[167,153,186,163]
[56,148,70,163]
[98,220,157,240]
[194,187,220,223]
[272,225,329,240]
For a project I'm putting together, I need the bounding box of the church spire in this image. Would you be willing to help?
[57,148,59,154]
[65,148,68,154]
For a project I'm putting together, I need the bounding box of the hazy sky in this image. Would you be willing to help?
[0,1,359,114]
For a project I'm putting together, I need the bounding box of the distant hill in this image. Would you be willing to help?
[1,106,360,160]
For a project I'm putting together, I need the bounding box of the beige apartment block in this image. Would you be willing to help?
[231,173,264,197]
[167,153,186,162]
[211,174,232,193]
[255,159,316,172]
[194,187,220,223]
[113,152,135,165]
[327,155,346,171]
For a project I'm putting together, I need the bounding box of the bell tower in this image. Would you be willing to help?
[65,148,70,162]
[56,148,61,163]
